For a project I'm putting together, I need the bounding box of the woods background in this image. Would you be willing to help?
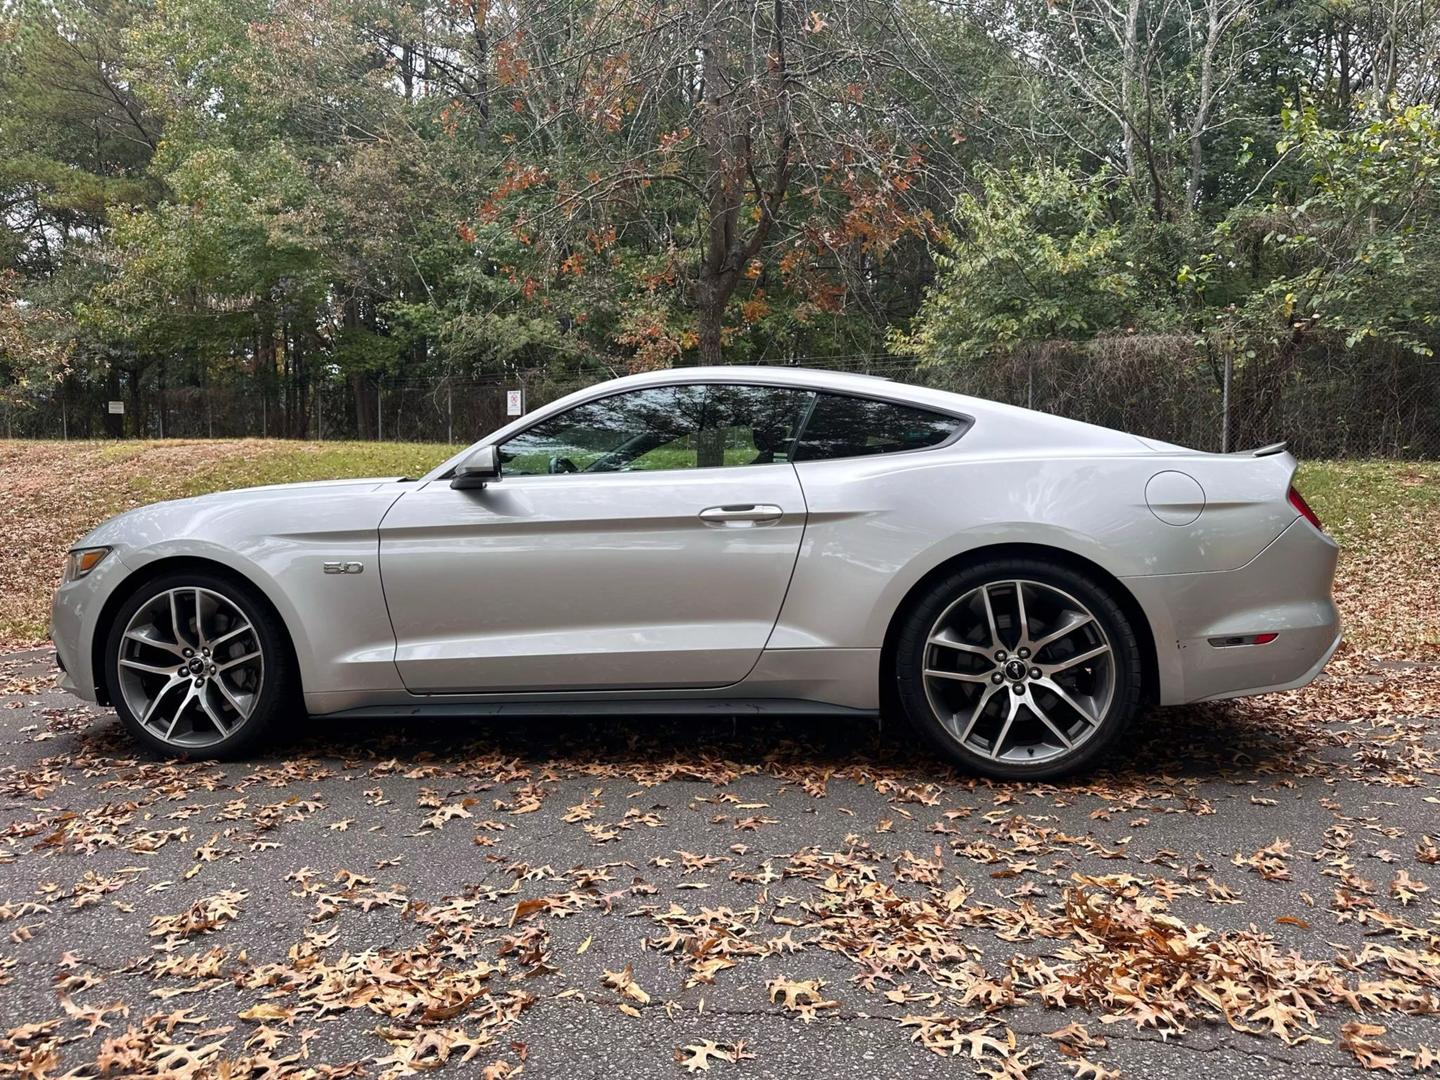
[1,0,1438,454]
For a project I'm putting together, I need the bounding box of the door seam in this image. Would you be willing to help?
[750,462,810,667]
[374,487,415,687]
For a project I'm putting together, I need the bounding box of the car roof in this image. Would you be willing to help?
[599,365,893,391]
[590,365,968,411]
[611,365,895,387]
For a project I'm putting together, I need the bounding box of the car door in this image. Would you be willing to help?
[378,382,814,693]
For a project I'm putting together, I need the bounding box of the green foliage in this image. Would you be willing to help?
[895,168,1153,365]
[1,0,1438,427]
[905,106,1440,370]
[1212,104,1440,357]
[330,327,406,377]
[0,270,72,404]
[0,0,159,247]
[90,142,328,342]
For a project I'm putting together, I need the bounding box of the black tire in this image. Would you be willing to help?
[102,570,296,759]
[894,557,1142,780]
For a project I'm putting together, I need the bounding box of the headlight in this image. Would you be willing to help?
[64,547,111,581]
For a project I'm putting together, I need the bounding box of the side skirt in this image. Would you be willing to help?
[316,698,879,721]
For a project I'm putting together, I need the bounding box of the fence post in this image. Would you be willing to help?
[447,380,454,445]
[377,378,383,442]
[1221,351,1232,453]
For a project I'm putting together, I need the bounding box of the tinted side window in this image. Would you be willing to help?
[499,385,705,475]
[696,384,813,467]
[793,393,963,461]
[498,383,814,475]
[629,385,812,469]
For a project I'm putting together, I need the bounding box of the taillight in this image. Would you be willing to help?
[1288,486,1324,532]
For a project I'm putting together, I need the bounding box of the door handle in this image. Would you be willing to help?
[698,504,784,527]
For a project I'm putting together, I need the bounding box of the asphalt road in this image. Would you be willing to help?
[1,645,1437,1079]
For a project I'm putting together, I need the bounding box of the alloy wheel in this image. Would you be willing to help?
[115,587,264,749]
[921,579,1115,765]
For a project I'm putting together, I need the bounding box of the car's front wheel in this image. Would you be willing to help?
[894,558,1142,779]
[103,571,294,758]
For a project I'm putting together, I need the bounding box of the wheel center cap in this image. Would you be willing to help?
[1003,659,1028,682]
[187,658,206,676]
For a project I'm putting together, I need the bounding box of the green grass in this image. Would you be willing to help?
[127,440,458,505]
[1295,459,1440,552]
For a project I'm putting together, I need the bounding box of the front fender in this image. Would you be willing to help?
[71,483,408,699]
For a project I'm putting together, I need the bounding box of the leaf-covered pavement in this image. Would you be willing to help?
[1,642,1437,1079]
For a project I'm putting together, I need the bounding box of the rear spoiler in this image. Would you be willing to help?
[1242,441,1288,457]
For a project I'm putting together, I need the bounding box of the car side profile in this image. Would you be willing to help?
[50,366,1340,778]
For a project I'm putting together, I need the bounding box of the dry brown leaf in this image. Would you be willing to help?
[676,1040,737,1072]
[602,965,651,1006]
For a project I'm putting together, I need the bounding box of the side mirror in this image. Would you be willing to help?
[450,445,502,490]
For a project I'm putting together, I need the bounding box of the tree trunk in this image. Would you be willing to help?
[126,364,144,438]
[352,374,374,439]
[469,19,490,125]
[257,314,277,436]
[688,0,790,366]
[292,329,310,438]
[695,271,738,365]
[1186,0,1222,212]
[692,14,743,368]
[1120,0,1142,190]
[1339,24,1351,109]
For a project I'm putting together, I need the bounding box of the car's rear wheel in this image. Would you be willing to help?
[103,571,294,758]
[894,558,1142,779]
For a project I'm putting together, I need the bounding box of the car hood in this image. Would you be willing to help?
[203,476,409,497]
[73,477,409,553]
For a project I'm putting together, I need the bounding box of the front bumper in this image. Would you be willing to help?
[1125,518,1341,706]
[49,548,134,704]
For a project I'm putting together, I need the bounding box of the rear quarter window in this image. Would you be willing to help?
[793,393,966,461]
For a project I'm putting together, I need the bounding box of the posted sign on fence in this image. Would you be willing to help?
[107,401,125,415]
[506,389,525,417]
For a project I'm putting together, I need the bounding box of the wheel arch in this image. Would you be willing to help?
[90,555,302,706]
[878,542,1160,712]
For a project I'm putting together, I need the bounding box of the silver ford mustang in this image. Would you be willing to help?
[50,366,1340,778]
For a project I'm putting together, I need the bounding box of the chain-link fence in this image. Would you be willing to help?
[5,347,1439,458]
